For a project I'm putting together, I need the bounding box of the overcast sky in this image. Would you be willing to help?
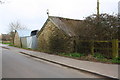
[0,0,119,34]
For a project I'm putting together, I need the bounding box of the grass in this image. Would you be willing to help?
[96,58,120,64]
[6,43,120,64]
[93,53,105,59]
[9,44,14,47]
[110,58,120,64]
[9,44,32,50]
[58,52,120,64]
[2,42,12,45]
[93,53,120,64]
[59,53,85,58]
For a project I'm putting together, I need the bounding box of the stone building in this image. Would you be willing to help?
[1,34,11,41]
[1,34,11,43]
[14,29,31,47]
[37,16,82,53]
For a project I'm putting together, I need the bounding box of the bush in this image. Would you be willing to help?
[60,53,85,58]
[111,58,120,64]
[93,53,105,59]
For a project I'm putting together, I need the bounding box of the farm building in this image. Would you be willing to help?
[14,29,38,49]
[14,29,31,47]
[37,16,82,53]
[1,34,11,43]
[1,34,11,41]
[21,30,38,49]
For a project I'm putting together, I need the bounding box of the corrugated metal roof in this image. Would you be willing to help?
[49,16,82,37]
[16,29,32,37]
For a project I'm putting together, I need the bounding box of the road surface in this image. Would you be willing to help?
[2,44,101,78]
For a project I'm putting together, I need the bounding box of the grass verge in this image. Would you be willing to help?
[2,42,12,45]
[58,53,120,64]
[7,44,120,64]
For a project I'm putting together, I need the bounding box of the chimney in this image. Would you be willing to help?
[47,9,49,17]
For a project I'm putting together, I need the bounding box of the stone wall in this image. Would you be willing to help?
[14,32,21,47]
[37,20,75,53]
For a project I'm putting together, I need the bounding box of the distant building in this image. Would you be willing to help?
[1,34,11,41]
[14,29,38,49]
[14,29,31,47]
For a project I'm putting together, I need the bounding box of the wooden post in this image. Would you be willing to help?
[112,39,118,58]
[97,0,100,21]
[20,37,22,48]
[91,40,94,55]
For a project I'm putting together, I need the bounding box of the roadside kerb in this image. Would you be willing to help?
[19,51,119,80]
[1,45,119,79]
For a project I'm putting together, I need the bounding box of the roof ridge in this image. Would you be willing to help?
[49,16,82,21]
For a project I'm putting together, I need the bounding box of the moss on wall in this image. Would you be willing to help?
[37,20,75,53]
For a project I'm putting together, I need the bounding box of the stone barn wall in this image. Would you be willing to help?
[14,32,21,47]
[37,20,75,53]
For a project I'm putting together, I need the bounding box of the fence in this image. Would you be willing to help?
[76,39,120,58]
[21,35,38,50]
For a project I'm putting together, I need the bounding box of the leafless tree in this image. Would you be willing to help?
[8,21,27,44]
[0,0,5,4]
[9,21,26,32]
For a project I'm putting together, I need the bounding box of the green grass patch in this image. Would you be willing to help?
[96,58,120,64]
[9,44,32,50]
[2,42,12,45]
[59,53,85,58]
[58,52,120,64]
[9,44,15,47]
[92,53,120,64]
[22,47,32,50]
[93,53,105,59]
[110,58,120,64]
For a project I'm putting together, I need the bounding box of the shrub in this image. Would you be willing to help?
[60,53,85,58]
[111,57,120,64]
[93,53,105,59]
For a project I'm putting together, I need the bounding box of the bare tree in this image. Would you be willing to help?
[9,21,26,32]
[8,21,27,44]
[0,0,5,4]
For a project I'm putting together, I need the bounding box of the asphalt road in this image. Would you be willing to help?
[2,45,101,78]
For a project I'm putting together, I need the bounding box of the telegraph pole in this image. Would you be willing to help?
[97,0,100,21]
